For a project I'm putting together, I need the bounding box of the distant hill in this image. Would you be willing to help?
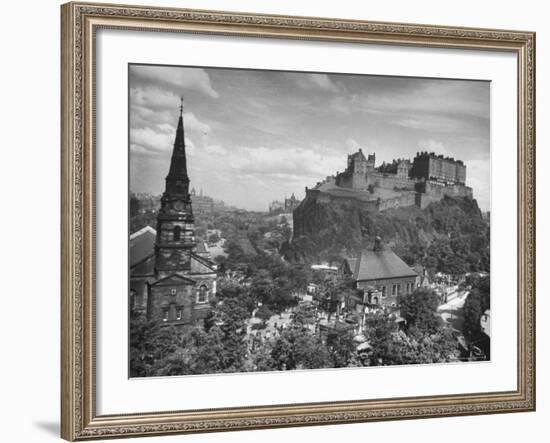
[283,196,489,274]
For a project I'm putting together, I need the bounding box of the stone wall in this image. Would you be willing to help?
[415,181,473,209]
[147,277,212,326]
[376,191,417,211]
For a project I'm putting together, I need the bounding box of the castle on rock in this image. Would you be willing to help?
[300,148,472,213]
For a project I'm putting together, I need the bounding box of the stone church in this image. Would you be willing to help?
[130,100,217,326]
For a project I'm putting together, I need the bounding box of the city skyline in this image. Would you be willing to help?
[129,64,490,211]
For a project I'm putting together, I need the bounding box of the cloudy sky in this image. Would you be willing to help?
[129,64,490,211]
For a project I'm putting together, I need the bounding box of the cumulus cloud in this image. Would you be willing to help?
[130,65,219,99]
[129,65,490,211]
[130,126,195,157]
[229,146,344,182]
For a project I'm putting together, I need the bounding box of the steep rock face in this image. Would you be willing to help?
[285,195,488,272]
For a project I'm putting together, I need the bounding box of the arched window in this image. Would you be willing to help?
[173,225,181,241]
[197,285,208,303]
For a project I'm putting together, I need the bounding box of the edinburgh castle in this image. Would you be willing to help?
[299,149,473,213]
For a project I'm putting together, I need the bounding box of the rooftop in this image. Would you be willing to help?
[350,248,417,282]
[130,226,156,267]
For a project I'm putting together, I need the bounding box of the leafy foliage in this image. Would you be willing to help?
[462,275,490,338]
[398,288,442,334]
[287,196,490,276]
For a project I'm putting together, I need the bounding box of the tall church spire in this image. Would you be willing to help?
[154,98,196,278]
[165,96,189,190]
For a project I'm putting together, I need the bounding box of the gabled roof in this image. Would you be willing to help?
[130,226,156,267]
[190,252,217,273]
[352,248,417,281]
[131,254,155,277]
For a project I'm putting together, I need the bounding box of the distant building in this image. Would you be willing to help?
[130,193,161,216]
[269,194,302,214]
[340,237,418,308]
[284,193,301,212]
[190,188,214,214]
[410,151,466,185]
[268,200,284,214]
[129,102,217,327]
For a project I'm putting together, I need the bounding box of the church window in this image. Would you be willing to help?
[197,285,208,303]
[162,309,169,322]
[173,225,181,241]
[170,288,177,296]
[392,284,397,296]
[176,308,182,321]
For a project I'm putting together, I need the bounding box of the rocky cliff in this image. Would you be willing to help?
[284,195,489,274]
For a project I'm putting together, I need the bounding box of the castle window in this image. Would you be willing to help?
[197,285,208,303]
[173,225,181,241]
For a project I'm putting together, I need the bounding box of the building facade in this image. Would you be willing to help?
[410,151,466,185]
[130,101,217,327]
[340,238,418,309]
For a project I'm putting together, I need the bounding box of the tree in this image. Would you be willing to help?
[129,312,182,377]
[363,312,398,365]
[461,275,490,339]
[268,327,332,370]
[463,289,483,337]
[256,304,274,322]
[217,298,249,372]
[327,330,359,368]
[398,288,442,334]
[384,327,459,365]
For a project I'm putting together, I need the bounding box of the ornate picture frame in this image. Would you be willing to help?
[61,1,535,440]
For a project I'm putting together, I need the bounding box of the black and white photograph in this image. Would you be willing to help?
[128,64,491,378]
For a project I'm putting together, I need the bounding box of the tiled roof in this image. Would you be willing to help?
[352,248,417,281]
[130,226,156,267]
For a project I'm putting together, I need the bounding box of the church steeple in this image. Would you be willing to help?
[165,97,190,195]
[154,97,196,279]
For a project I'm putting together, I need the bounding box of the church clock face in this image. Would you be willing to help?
[174,200,184,211]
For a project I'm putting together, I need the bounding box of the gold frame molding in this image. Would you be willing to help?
[61,1,536,440]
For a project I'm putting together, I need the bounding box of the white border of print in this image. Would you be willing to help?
[96,28,516,416]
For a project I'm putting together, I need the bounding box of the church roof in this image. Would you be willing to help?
[130,226,156,267]
[190,252,217,273]
[131,254,155,277]
[351,248,417,282]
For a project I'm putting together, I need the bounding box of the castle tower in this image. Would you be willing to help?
[154,98,196,279]
[366,153,376,170]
